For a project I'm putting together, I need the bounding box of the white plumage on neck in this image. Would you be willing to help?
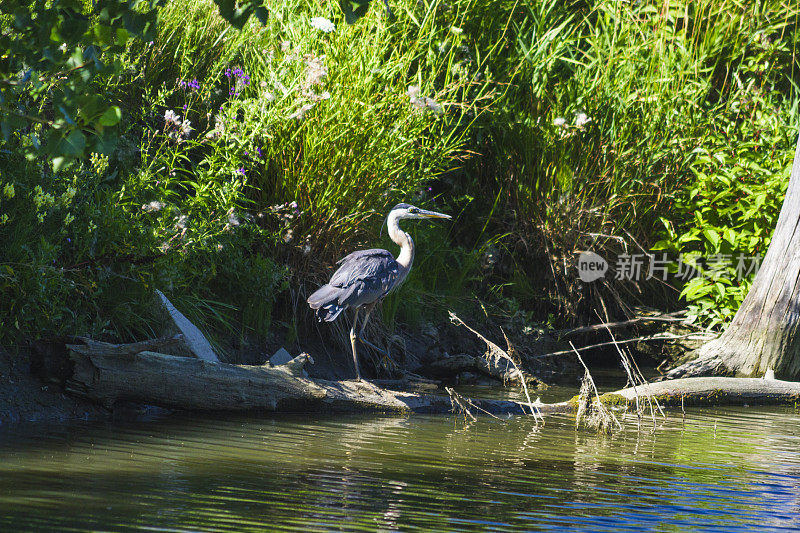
[387,209,414,275]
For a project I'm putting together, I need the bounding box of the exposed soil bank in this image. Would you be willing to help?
[0,347,105,426]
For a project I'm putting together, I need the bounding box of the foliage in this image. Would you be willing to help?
[0,0,269,170]
[0,0,154,169]
[0,0,487,348]
[654,116,795,329]
[1,0,800,353]
[652,30,799,329]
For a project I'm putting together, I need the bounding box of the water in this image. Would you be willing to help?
[1,385,800,532]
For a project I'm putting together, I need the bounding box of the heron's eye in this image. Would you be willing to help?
[409,207,419,214]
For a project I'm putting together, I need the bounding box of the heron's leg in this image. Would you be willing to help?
[350,308,362,381]
[357,303,391,359]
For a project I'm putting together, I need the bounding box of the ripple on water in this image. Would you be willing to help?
[0,405,800,531]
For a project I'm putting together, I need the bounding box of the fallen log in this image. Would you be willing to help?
[605,376,800,407]
[63,342,544,415]
[52,339,800,416]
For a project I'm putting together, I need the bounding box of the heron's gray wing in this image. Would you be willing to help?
[329,249,400,306]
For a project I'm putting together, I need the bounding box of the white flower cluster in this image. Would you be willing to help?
[552,110,592,138]
[310,17,335,33]
[407,85,443,115]
[553,110,592,130]
[205,115,226,139]
[300,54,331,104]
[163,109,192,140]
[142,200,165,212]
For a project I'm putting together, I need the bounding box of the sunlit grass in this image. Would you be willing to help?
[1,0,799,349]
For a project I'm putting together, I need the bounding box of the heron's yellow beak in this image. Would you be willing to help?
[419,209,451,219]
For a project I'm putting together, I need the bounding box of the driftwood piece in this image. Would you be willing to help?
[66,335,185,358]
[62,345,542,414]
[155,289,219,362]
[554,312,687,338]
[66,350,327,410]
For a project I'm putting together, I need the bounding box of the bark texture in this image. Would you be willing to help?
[669,132,800,379]
[609,376,800,406]
[63,344,539,415]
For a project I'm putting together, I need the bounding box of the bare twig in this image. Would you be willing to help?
[602,325,664,428]
[449,311,542,424]
[535,332,717,358]
[445,386,477,421]
[445,387,503,421]
[555,311,688,338]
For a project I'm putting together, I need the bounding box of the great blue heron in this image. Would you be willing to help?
[307,203,451,380]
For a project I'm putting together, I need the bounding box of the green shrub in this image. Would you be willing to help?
[654,91,797,329]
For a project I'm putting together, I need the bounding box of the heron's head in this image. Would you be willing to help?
[390,203,451,221]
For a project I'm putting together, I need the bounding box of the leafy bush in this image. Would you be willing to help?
[654,89,797,329]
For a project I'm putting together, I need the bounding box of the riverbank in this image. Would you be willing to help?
[0,347,105,426]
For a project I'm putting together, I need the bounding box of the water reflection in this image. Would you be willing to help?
[0,398,800,531]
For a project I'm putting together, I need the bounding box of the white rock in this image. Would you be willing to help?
[270,347,293,366]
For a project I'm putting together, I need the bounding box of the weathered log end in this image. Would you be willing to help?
[65,349,327,411]
[609,376,800,407]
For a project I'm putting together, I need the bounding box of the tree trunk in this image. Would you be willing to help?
[668,132,800,379]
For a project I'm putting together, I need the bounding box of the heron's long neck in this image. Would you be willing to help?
[387,212,414,272]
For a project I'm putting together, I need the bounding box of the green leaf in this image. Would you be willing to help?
[92,131,118,155]
[98,105,122,126]
[340,0,372,24]
[680,278,712,301]
[703,228,720,249]
[52,156,69,172]
[55,128,86,157]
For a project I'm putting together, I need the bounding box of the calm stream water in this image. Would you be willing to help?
[1,385,800,531]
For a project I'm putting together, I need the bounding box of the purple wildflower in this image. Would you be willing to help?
[236,168,246,176]
[256,147,263,158]
[178,78,201,91]
[224,67,250,97]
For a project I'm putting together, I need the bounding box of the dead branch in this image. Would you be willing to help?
[535,332,717,358]
[555,312,688,338]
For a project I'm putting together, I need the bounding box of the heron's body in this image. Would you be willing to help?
[307,203,450,379]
